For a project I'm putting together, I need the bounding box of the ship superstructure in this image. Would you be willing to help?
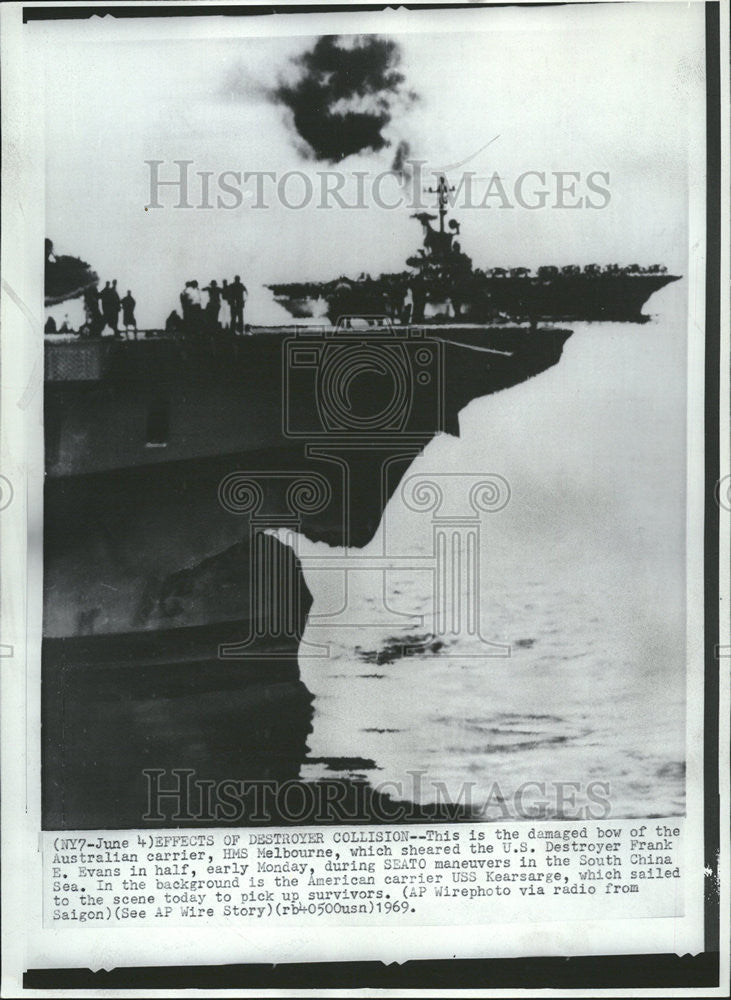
[267,174,681,324]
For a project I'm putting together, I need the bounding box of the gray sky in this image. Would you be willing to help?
[39,2,705,327]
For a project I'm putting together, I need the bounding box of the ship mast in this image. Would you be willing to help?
[426,174,455,234]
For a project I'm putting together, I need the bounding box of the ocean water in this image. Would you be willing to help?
[294,286,688,819]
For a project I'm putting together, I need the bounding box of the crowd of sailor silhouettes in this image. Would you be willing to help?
[44,275,249,339]
[45,279,137,338]
[171,276,248,336]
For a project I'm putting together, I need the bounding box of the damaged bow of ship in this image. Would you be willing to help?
[43,261,572,830]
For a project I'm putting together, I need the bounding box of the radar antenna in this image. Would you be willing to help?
[426,174,456,233]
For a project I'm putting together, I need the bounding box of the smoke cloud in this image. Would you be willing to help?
[274,35,416,163]
[390,138,412,178]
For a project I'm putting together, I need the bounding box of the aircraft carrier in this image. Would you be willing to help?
[43,244,573,829]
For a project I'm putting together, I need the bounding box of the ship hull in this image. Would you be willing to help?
[271,273,680,324]
[42,609,315,829]
[43,324,572,828]
[480,273,680,322]
[44,326,572,635]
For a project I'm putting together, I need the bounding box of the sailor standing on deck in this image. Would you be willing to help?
[180,281,192,330]
[401,285,414,325]
[121,290,137,339]
[110,280,122,335]
[228,275,248,335]
[180,280,202,336]
[100,279,121,336]
[203,279,221,334]
[220,278,232,332]
[99,281,112,330]
[83,284,104,337]
[188,280,203,333]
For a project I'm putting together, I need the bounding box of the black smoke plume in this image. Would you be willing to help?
[274,35,415,163]
[44,239,98,307]
[391,139,412,178]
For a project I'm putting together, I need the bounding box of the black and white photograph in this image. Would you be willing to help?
[39,0,699,830]
[0,0,727,992]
